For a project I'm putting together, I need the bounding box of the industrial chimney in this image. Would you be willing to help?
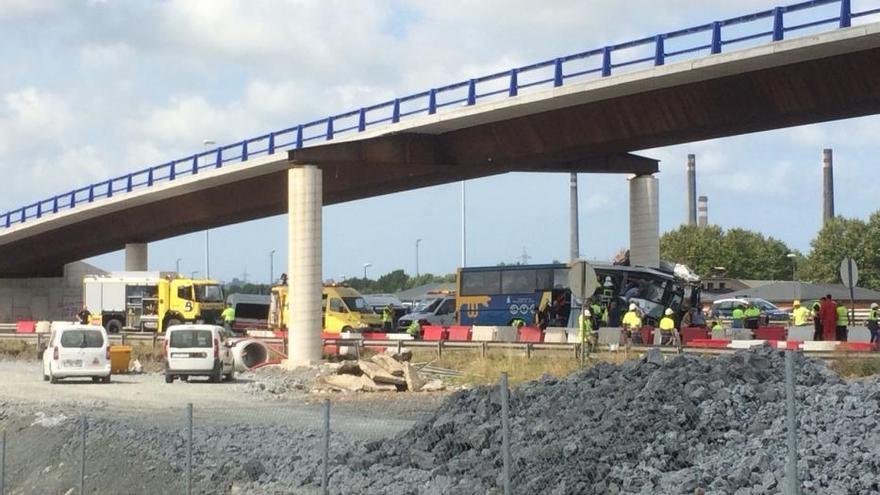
[687,154,697,226]
[823,148,834,225]
[697,195,708,227]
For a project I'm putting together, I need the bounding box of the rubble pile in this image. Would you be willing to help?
[322,346,880,494]
[313,351,445,394]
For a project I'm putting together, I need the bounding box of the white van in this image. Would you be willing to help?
[42,324,111,384]
[164,324,234,383]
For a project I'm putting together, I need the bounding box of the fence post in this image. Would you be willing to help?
[508,68,518,97]
[784,351,799,495]
[121,333,127,346]
[322,399,330,495]
[772,7,784,41]
[711,21,722,54]
[499,372,512,495]
[1,429,6,495]
[392,99,401,123]
[601,46,612,77]
[840,0,852,28]
[296,125,304,149]
[526,343,532,359]
[242,140,249,161]
[654,35,665,66]
[428,89,437,115]
[152,332,158,350]
[481,341,487,359]
[268,132,276,154]
[437,340,443,359]
[466,80,476,105]
[186,403,193,495]
[325,118,334,141]
[553,58,563,87]
[79,416,86,495]
[357,108,367,132]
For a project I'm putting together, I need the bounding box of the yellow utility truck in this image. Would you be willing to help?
[83,272,225,333]
[268,284,382,334]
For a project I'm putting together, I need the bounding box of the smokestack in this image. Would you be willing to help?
[569,173,579,261]
[697,195,708,227]
[823,148,834,224]
[687,154,697,226]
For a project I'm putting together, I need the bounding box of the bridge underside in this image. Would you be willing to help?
[3,44,880,277]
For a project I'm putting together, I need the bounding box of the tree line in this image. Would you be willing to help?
[225,270,455,295]
[660,212,880,290]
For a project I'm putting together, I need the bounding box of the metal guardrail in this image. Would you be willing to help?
[3,0,878,229]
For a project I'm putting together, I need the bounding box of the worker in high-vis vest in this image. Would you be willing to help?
[578,307,594,359]
[835,302,849,341]
[868,302,880,344]
[406,319,421,339]
[382,304,394,332]
[731,305,745,329]
[621,303,642,345]
[790,300,810,326]
[221,304,235,333]
[659,308,675,345]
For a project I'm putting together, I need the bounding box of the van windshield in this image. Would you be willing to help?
[169,330,213,348]
[60,330,104,348]
[343,297,370,313]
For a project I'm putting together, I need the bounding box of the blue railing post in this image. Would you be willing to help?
[147,168,154,186]
[242,140,249,160]
[268,133,276,154]
[654,35,665,66]
[107,180,113,198]
[711,21,722,54]
[192,155,198,175]
[296,125,304,149]
[509,68,518,97]
[326,118,334,141]
[126,174,133,193]
[840,0,851,28]
[357,109,366,132]
[88,185,95,203]
[553,58,563,87]
[428,89,437,115]
[69,191,75,208]
[773,7,784,41]
[601,47,612,77]
[19,209,24,223]
[392,99,401,123]
[36,202,42,219]
[467,79,476,105]
[52,196,59,214]
[215,148,222,168]
[4,212,9,228]
[169,161,176,181]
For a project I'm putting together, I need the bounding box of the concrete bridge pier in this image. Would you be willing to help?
[629,175,660,269]
[285,165,324,367]
[124,243,148,271]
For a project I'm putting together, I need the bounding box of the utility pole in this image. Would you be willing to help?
[569,173,579,261]
[415,239,422,277]
[203,139,215,278]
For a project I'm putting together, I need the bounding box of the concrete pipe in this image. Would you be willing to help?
[231,339,270,372]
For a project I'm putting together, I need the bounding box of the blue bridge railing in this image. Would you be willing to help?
[3,0,878,230]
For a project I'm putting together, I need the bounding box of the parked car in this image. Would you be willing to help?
[711,297,790,321]
[398,296,457,329]
[164,324,234,383]
[42,324,111,384]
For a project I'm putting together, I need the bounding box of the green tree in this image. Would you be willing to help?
[660,225,796,279]
[801,216,879,289]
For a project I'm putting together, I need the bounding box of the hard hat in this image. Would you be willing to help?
[664,308,673,316]
[583,309,591,317]
[629,303,636,311]
[793,300,800,306]
[872,303,879,309]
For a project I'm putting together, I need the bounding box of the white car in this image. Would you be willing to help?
[42,324,111,384]
[164,324,234,383]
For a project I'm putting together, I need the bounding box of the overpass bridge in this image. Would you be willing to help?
[2,0,880,364]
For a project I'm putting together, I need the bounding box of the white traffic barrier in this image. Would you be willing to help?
[848,326,871,343]
[802,341,839,352]
[496,326,517,342]
[543,327,568,343]
[471,326,497,342]
[786,326,814,342]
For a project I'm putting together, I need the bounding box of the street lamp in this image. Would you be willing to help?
[191,270,199,279]
[363,262,372,280]
[175,258,182,274]
[786,253,798,300]
[203,139,216,279]
[415,239,422,277]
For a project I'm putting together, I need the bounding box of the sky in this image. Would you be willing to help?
[2,0,880,284]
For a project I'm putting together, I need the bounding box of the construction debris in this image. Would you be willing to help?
[313,352,446,393]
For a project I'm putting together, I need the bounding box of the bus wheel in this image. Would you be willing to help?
[106,319,123,334]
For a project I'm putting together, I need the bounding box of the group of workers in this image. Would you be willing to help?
[790,295,857,342]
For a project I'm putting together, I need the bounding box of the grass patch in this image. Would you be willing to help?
[0,339,36,359]
[829,354,880,378]
[414,348,631,387]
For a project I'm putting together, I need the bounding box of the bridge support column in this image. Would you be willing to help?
[629,174,659,269]
[124,243,148,271]
[285,165,323,368]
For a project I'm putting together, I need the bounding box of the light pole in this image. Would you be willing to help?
[786,253,797,300]
[363,263,372,280]
[191,270,199,279]
[461,181,467,267]
[176,258,182,274]
[203,139,215,279]
[269,250,275,287]
[415,239,422,277]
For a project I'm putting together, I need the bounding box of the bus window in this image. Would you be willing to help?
[536,269,554,290]
[501,269,536,294]
[461,271,501,296]
[552,268,569,289]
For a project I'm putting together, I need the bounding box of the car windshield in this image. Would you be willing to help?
[753,299,778,311]
[419,298,442,314]
[60,330,104,348]
[342,297,369,312]
[194,284,224,303]
[169,330,213,348]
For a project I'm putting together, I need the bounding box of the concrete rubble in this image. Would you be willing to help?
[313,352,442,393]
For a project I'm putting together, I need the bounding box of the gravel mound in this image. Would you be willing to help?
[241,364,328,399]
[323,346,880,494]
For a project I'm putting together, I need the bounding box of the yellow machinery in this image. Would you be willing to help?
[268,284,382,334]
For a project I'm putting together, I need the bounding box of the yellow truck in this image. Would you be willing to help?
[83,272,225,333]
[268,284,382,334]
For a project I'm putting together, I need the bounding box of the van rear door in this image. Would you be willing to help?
[168,329,214,371]
[59,329,105,372]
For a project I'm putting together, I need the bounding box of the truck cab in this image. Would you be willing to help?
[268,284,382,334]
